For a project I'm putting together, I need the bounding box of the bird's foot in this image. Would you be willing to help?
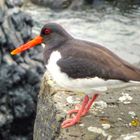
[67,104,86,117]
[67,108,86,117]
[61,117,80,128]
[61,95,89,128]
[67,94,99,117]
[61,94,99,128]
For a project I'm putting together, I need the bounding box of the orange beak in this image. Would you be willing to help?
[11,36,43,55]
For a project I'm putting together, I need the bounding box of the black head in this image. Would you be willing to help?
[40,23,72,47]
[11,23,72,55]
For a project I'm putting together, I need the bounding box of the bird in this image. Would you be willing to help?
[11,23,140,128]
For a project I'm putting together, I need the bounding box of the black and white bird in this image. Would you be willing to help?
[11,23,140,128]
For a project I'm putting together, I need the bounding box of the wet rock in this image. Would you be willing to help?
[26,69,40,85]
[30,0,140,10]
[9,88,35,118]
[5,0,24,8]
[31,0,74,10]
[0,8,4,24]
[0,0,45,140]
[3,54,16,65]
[69,0,84,10]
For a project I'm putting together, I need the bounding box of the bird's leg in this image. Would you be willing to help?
[68,94,99,116]
[81,94,99,116]
[61,95,89,128]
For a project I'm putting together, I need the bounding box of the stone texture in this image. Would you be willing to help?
[0,0,45,139]
[34,72,140,140]
[31,0,84,10]
[30,0,140,10]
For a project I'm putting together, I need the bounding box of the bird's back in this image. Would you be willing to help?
[57,38,140,82]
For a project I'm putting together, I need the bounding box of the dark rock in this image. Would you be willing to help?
[31,0,73,10]
[69,0,84,10]
[24,12,34,27]
[26,69,40,85]
[0,7,5,24]
[11,11,33,41]
[14,0,24,7]
[0,0,45,139]
[13,55,24,63]
[9,88,35,118]
[30,0,140,10]
[5,0,15,8]
[51,0,72,9]
[0,48,2,64]
[5,0,24,8]
[11,11,25,31]
[3,54,16,65]
[109,0,140,12]
[0,27,6,45]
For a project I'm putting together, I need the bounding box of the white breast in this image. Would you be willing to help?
[46,51,122,94]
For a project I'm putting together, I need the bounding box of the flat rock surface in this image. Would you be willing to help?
[34,73,140,140]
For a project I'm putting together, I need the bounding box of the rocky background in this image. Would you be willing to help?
[0,0,45,139]
[31,0,140,10]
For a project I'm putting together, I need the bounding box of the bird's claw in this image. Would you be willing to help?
[67,104,88,117]
[61,117,79,128]
[67,109,87,116]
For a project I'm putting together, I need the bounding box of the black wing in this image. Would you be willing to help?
[57,40,140,81]
[57,54,128,81]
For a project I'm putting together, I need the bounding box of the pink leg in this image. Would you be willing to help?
[68,94,99,116]
[82,94,99,116]
[61,95,89,128]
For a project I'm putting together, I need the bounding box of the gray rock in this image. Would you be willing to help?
[26,69,40,85]
[0,0,45,139]
[30,0,140,10]
[5,0,15,8]
[9,88,35,118]
[0,8,5,24]
[0,27,6,45]
[31,0,73,10]
[69,0,84,10]
[34,73,140,140]
[5,0,24,8]
[3,54,16,65]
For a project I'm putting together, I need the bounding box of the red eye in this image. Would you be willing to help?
[44,28,52,34]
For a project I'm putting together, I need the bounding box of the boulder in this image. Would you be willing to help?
[34,72,140,140]
[30,0,140,10]
[0,0,45,139]
[31,0,84,10]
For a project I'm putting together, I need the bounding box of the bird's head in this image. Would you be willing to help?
[11,23,71,55]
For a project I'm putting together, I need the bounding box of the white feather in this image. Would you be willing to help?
[130,81,140,84]
[41,43,45,48]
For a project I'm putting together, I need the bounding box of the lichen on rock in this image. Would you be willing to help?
[34,72,140,140]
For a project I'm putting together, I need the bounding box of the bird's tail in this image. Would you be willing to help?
[123,62,140,81]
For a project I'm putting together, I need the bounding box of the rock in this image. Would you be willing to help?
[31,0,74,10]
[3,54,16,65]
[0,7,4,24]
[5,0,24,8]
[26,69,40,85]
[34,73,140,140]
[30,0,140,10]
[9,88,35,118]
[0,0,45,139]
[69,0,85,10]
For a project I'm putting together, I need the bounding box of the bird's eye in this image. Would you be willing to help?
[44,28,52,35]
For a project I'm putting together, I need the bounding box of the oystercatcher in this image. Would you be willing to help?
[11,23,140,128]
